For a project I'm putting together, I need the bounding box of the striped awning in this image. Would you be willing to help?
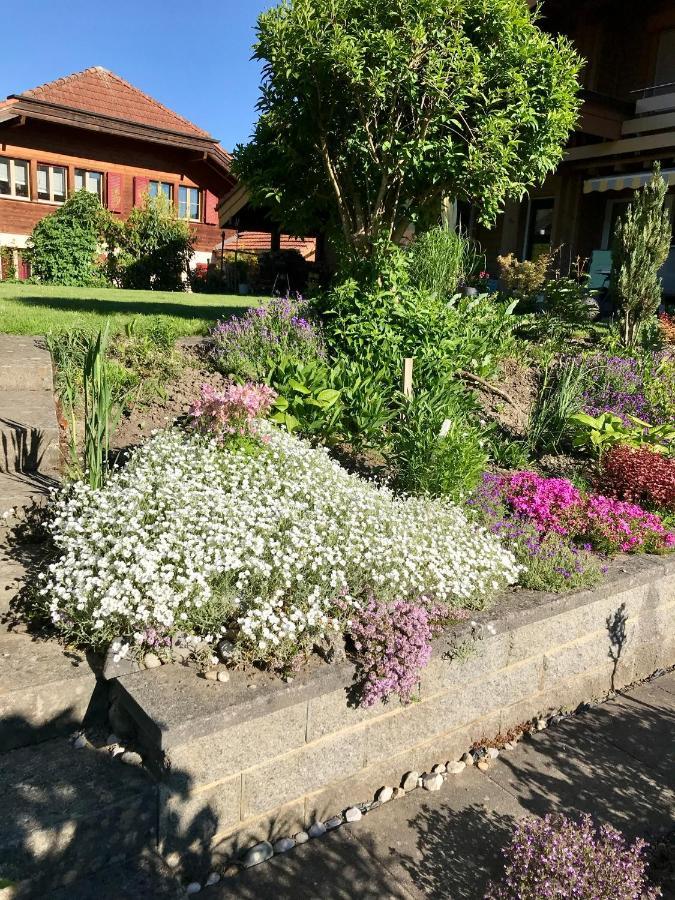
[583,167,675,193]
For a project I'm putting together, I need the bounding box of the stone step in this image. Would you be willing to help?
[0,471,54,524]
[0,542,46,621]
[0,736,157,894]
[0,335,54,392]
[0,631,103,752]
[0,389,61,474]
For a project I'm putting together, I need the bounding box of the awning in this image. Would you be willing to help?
[583,167,675,193]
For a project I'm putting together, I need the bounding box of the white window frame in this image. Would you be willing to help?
[74,168,104,202]
[178,185,201,222]
[37,163,68,204]
[0,156,31,200]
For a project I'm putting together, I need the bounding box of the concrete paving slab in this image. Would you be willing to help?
[0,335,53,392]
[46,850,183,900]
[654,670,675,697]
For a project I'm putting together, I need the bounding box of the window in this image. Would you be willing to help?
[75,169,104,201]
[37,164,67,203]
[525,198,554,260]
[0,157,30,199]
[178,185,201,221]
[148,180,173,201]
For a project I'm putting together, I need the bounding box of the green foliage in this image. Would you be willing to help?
[516,534,603,593]
[569,411,675,458]
[0,246,16,281]
[644,354,675,423]
[268,358,343,440]
[234,0,582,257]
[543,275,596,325]
[332,359,397,452]
[105,194,194,291]
[408,226,483,299]
[388,385,487,499]
[527,358,586,455]
[610,165,672,347]
[82,324,120,489]
[26,191,111,286]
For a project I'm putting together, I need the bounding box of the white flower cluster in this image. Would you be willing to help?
[42,426,520,662]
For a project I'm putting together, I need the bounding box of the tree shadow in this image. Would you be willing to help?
[9,294,249,323]
[0,421,52,475]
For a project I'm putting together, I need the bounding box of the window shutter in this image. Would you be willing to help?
[107,173,123,213]
[133,175,150,207]
[204,190,219,225]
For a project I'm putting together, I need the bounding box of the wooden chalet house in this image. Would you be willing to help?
[0,67,236,279]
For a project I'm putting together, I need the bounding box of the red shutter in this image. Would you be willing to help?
[204,190,219,225]
[133,176,150,207]
[107,173,123,213]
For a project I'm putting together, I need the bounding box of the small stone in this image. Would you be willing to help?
[144,652,162,669]
[486,747,500,759]
[217,670,230,683]
[72,733,87,750]
[446,761,466,775]
[111,745,126,758]
[422,773,444,792]
[401,771,419,791]
[222,864,240,879]
[376,786,394,803]
[503,741,517,751]
[432,763,447,774]
[217,639,236,662]
[165,852,181,869]
[477,760,490,772]
[185,883,201,895]
[247,683,257,690]
[205,872,221,886]
[368,800,382,812]
[106,733,120,746]
[241,841,274,868]
[325,815,342,830]
[461,752,474,766]
[345,806,362,823]
[536,718,548,731]
[172,647,191,664]
[308,822,327,838]
[273,837,296,853]
[417,776,424,788]
[203,669,218,681]
[121,750,143,767]
[294,831,310,844]
[392,787,406,800]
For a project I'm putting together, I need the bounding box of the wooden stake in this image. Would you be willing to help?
[402,357,414,400]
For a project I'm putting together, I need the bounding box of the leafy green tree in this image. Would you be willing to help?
[233,0,582,257]
[610,165,672,347]
[26,191,110,285]
[106,194,194,291]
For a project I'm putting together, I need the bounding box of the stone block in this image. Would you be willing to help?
[418,631,511,699]
[306,685,399,743]
[208,799,307,867]
[159,776,241,849]
[241,729,367,819]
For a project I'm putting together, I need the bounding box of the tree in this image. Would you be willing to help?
[609,166,672,348]
[105,194,194,291]
[26,191,110,285]
[233,0,582,258]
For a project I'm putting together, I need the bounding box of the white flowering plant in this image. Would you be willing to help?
[39,424,520,667]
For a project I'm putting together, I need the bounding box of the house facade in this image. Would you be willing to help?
[0,67,236,279]
[479,0,675,297]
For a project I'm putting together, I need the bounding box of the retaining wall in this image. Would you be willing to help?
[114,554,675,864]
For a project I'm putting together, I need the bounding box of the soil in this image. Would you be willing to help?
[472,357,538,439]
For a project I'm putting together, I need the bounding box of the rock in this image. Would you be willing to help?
[536,718,548,731]
[325,815,342,830]
[164,852,181,869]
[72,733,87,750]
[143,652,162,669]
[106,733,120,746]
[503,741,517,751]
[217,670,230,683]
[294,831,310,844]
[368,800,382,812]
[217,639,236,662]
[417,776,424,788]
[308,822,327,838]
[446,761,466,775]
[461,752,474,766]
[222,864,240,879]
[344,806,362,823]
[401,771,419,791]
[392,787,406,800]
[241,841,274,868]
[477,760,490,772]
[205,872,221,886]
[376,786,394,803]
[185,883,201,895]
[422,773,444,792]
[486,747,500,759]
[432,763,447,774]
[121,750,143,767]
[203,669,218,681]
[273,837,296,853]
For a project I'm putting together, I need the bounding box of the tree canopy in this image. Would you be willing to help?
[233,0,582,257]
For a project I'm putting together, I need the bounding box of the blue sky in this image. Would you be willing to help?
[0,0,275,151]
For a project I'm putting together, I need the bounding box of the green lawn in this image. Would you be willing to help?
[0,283,264,336]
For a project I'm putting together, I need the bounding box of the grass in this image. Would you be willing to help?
[0,283,263,336]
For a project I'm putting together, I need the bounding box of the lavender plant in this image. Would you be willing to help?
[485,813,661,899]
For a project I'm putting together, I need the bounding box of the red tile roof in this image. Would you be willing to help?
[14,67,211,138]
[221,231,317,261]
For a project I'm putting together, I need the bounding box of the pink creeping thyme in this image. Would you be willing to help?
[188,382,277,445]
[498,471,581,535]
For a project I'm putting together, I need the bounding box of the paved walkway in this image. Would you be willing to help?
[211,671,675,900]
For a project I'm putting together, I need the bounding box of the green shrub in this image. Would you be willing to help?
[527,358,586,455]
[332,359,397,452]
[408,226,483,299]
[26,191,111,286]
[269,358,342,440]
[569,411,675,458]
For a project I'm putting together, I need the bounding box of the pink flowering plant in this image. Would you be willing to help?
[188,382,277,446]
[485,813,661,899]
[347,596,470,707]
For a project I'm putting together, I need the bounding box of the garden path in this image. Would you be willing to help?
[208,670,675,900]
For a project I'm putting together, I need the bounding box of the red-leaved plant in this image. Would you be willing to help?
[599,446,675,512]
